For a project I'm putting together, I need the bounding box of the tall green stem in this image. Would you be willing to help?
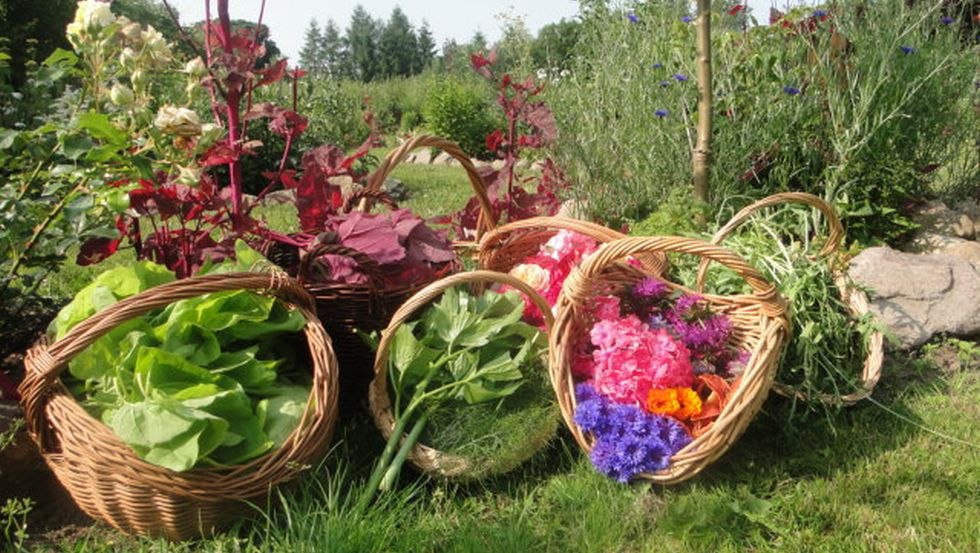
[692,0,713,205]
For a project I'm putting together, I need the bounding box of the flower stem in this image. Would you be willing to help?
[379,409,430,492]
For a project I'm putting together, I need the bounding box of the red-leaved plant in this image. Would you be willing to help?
[451,51,570,238]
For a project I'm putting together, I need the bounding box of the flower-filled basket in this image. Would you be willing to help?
[19,271,339,540]
[698,192,883,405]
[366,270,558,484]
[363,134,498,254]
[550,236,790,484]
[477,215,669,277]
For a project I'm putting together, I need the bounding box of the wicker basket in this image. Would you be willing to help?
[697,192,884,405]
[364,134,498,253]
[550,236,790,484]
[368,270,555,478]
[18,272,339,540]
[476,215,669,276]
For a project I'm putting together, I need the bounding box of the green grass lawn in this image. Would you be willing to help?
[20,342,980,552]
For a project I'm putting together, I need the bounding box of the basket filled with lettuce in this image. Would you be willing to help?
[358,270,557,509]
[18,245,339,540]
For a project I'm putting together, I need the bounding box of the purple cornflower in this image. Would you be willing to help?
[783,85,801,96]
[659,80,672,88]
[633,277,669,299]
[812,10,828,18]
[673,73,689,82]
[627,12,639,24]
[652,62,664,69]
[940,16,954,25]
[654,109,669,118]
[574,390,691,482]
[681,16,694,24]
[900,45,916,55]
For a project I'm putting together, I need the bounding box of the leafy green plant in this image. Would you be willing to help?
[357,287,550,511]
[52,243,311,471]
[422,76,499,159]
[1,497,33,551]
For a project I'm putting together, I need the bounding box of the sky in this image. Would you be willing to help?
[161,1,805,62]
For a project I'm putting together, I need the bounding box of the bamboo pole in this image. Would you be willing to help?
[692,0,713,204]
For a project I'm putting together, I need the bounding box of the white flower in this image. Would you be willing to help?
[69,1,114,33]
[197,123,224,149]
[141,25,172,65]
[509,263,551,292]
[184,57,207,77]
[109,83,134,106]
[130,69,148,89]
[154,105,202,137]
[119,47,138,69]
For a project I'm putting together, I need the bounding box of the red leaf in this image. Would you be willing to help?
[486,129,505,153]
[77,236,120,266]
[728,5,745,16]
[525,105,558,144]
[333,212,406,265]
[257,59,289,86]
[200,141,239,166]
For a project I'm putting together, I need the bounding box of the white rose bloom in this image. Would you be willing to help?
[73,1,114,32]
[509,263,551,293]
[154,105,202,137]
[109,83,134,106]
[141,26,172,65]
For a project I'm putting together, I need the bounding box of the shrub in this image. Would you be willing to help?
[423,76,499,159]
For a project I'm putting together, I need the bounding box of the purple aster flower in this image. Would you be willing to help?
[671,293,703,317]
[654,109,669,118]
[900,45,916,55]
[659,80,671,88]
[627,12,639,24]
[633,277,669,299]
[940,16,954,25]
[673,74,689,82]
[681,16,694,24]
[783,85,801,95]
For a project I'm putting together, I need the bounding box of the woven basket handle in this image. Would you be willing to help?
[342,189,399,214]
[364,134,497,241]
[296,241,386,290]
[20,272,314,442]
[476,215,669,276]
[563,236,785,316]
[695,192,844,292]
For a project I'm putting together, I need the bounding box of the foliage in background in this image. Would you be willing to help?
[422,75,500,159]
[548,1,977,243]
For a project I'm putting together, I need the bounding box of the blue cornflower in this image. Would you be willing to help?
[658,80,671,88]
[812,9,828,18]
[652,62,663,69]
[940,16,955,25]
[783,85,801,95]
[681,16,694,23]
[654,109,669,118]
[900,45,916,55]
[673,73,688,82]
[627,12,639,24]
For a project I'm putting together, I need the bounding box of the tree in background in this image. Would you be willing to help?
[378,7,417,78]
[415,21,436,72]
[299,19,324,74]
[530,19,582,70]
[320,19,348,78]
[345,5,381,81]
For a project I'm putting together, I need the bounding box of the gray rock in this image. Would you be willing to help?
[413,149,433,164]
[848,246,980,349]
[261,189,296,205]
[910,200,975,240]
[490,159,506,171]
[433,152,458,166]
[905,233,980,271]
[381,178,409,202]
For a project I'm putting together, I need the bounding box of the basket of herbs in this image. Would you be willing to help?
[695,192,884,407]
[18,244,339,540]
[358,270,558,509]
[550,236,790,484]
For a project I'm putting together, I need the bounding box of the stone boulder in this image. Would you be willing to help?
[847,247,980,349]
[910,200,975,240]
[381,178,409,202]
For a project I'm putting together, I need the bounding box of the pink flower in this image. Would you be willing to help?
[592,295,622,321]
[543,230,598,262]
[589,316,694,405]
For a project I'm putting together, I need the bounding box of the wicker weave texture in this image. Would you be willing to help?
[550,236,790,484]
[698,192,883,405]
[368,270,554,478]
[19,272,339,540]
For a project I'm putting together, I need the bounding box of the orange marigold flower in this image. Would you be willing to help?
[674,387,703,420]
[646,388,680,415]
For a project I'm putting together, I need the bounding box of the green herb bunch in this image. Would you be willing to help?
[358,286,554,511]
[51,243,312,471]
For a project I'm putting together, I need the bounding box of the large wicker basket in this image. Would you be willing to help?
[18,272,339,540]
[368,270,555,478]
[697,192,884,405]
[476,215,669,276]
[550,236,790,484]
